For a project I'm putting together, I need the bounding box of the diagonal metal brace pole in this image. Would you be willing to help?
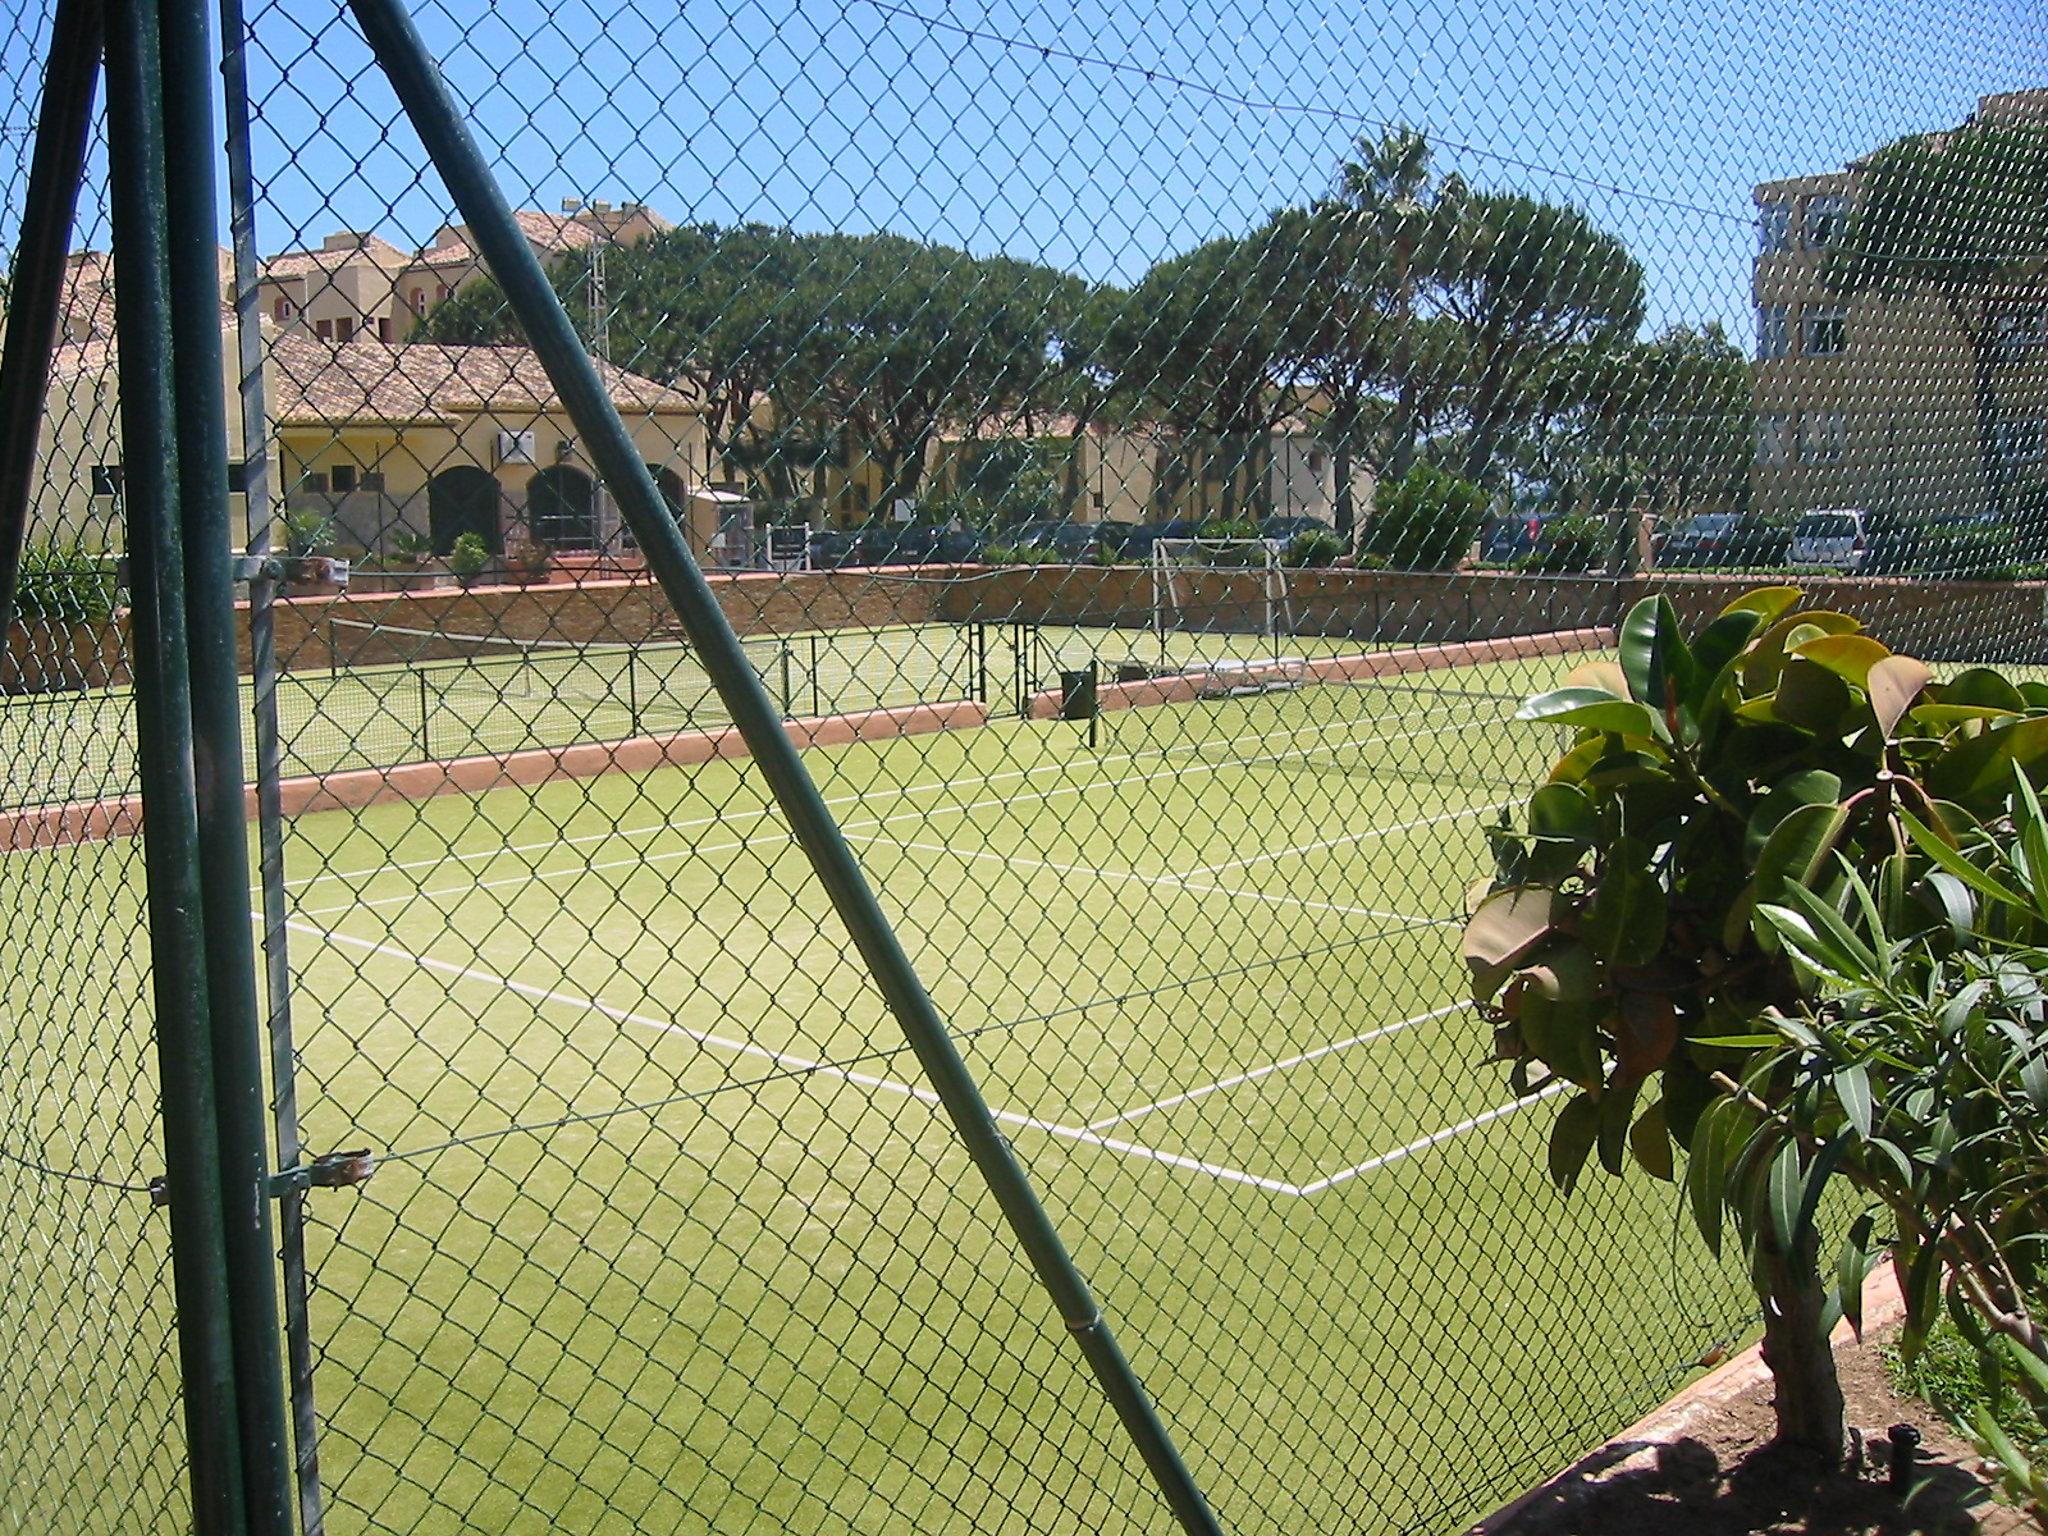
[0,0,103,637]
[345,2,1225,1530]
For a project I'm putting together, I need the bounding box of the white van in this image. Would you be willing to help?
[1788,508,1869,572]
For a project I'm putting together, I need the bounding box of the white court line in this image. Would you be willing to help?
[282,693,1497,896]
[1289,1083,1568,1196]
[293,707,1488,919]
[1174,801,1500,880]
[1084,1002,1472,1131]
[281,912,1300,1194]
[844,833,1441,927]
[285,912,1559,1197]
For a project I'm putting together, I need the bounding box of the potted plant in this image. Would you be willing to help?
[503,531,553,585]
[280,509,349,595]
[1464,586,2048,1468]
[447,532,491,590]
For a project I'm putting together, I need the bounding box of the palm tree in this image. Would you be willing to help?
[1337,127,1435,482]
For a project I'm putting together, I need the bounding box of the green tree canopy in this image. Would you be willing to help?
[1435,190,1646,486]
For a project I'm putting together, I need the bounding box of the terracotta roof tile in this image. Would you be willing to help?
[268,335,700,426]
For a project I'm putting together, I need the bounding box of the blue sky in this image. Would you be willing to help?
[6,0,2047,339]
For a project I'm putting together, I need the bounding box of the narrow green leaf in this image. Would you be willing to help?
[1837,1212,1878,1339]
[1917,870,1975,940]
[1834,1064,1873,1139]
[1900,810,2029,910]
[1685,1097,1728,1254]
[1767,1142,1803,1253]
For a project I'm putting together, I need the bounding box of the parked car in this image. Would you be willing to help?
[1788,507,1870,571]
[1258,515,1334,546]
[1115,519,1206,563]
[1479,510,1563,565]
[805,527,857,569]
[932,526,986,563]
[1004,520,1133,561]
[1654,512,1744,568]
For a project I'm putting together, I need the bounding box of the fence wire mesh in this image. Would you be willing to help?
[8,0,2048,1530]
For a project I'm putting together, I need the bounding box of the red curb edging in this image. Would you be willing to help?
[0,698,989,850]
[1022,626,1615,720]
[1465,1259,1907,1535]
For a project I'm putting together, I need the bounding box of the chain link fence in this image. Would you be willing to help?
[6,0,2048,1531]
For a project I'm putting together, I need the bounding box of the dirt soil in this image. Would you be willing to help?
[1480,1325,2034,1536]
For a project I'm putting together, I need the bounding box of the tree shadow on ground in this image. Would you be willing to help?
[1496,1435,1995,1536]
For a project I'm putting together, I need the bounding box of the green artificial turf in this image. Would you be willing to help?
[0,644,1758,1535]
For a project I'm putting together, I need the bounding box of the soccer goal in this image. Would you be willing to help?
[1149,536,1304,694]
[1150,537,1297,643]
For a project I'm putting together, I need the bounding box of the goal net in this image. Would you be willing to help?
[1148,537,1304,695]
[1150,537,1297,644]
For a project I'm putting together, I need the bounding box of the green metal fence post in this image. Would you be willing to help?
[344,3,1225,1529]
[105,2,249,1528]
[213,0,327,1517]
[0,0,102,635]
[157,0,297,1528]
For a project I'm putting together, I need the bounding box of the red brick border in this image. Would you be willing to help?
[1022,626,1615,720]
[0,698,988,851]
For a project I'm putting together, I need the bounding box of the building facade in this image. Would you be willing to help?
[1751,88,2048,526]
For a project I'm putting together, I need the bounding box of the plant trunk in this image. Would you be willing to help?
[1756,1224,1846,1465]
[1333,433,1355,540]
[1973,333,2007,524]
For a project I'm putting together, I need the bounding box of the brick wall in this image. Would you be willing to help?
[6,565,2043,694]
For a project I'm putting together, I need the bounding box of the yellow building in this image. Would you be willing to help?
[1752,88,2048,525]
[267,328,711,556]
[258,203,671,346]
[819,416,1371,528]
[29,265,715,560]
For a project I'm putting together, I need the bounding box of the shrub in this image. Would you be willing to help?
[503,533,552,581]
[1362,465,1488,571]
[1464,586,2048,1465]
[282,507,335,557]
[12,543,118,622]
[448,532,491,587]
[1514,512,1605,574]
[1281,529,1346,568]
[390,528,434,564]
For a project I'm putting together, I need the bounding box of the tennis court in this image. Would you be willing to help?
[204,647,1753,1534]
[0,617,1376,811]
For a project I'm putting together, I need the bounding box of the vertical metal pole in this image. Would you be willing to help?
[0,0,103,633]
[809,632,820,717]
[105,3,249,1529]
[628,649,641,736]
[157,0,295,1528]
[417,669,431,760]
[216,0,326,1520]
[344,5,1225,1529]
[779,639,793,719]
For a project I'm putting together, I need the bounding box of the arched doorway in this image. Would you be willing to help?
[527,466,596,550]
[620,465,686,551]
[427,465,501,554]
